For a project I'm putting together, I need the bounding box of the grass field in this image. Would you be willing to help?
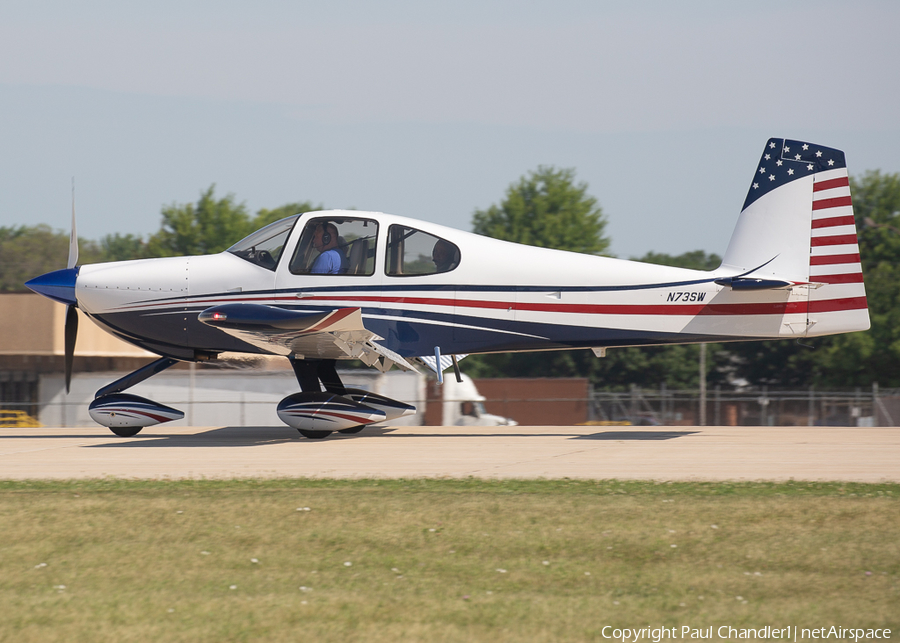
[0,479,898,642]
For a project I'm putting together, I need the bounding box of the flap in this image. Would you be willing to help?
[198,303,417,372]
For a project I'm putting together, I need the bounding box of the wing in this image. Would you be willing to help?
[198,304,419,373]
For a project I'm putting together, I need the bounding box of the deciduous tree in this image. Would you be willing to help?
[0,226,102,291]
[472,166,609,255]
[253,202,321,230]
[147,185,252,257]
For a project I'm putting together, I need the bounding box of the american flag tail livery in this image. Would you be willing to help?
[719,138,869,338]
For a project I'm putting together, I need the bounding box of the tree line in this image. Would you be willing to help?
[2,170,897,389]
[0,186,321,287]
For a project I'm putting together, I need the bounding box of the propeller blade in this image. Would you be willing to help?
[67,178,79,270]
[64,304,78,393]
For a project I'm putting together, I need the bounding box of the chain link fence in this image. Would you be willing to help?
[1,369,898,427]
[587,385,900,426]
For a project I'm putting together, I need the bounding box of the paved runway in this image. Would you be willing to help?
[1,425,897,481]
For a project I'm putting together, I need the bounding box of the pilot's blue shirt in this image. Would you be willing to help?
[311,248,343,274]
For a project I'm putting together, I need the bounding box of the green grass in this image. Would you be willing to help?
[0,479,898,642]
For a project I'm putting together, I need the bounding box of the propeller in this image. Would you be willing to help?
[64,304,78,393]
[64,179,79,393]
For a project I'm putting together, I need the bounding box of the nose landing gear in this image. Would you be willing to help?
[88,358,184,437]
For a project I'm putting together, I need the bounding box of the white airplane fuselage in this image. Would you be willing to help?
[73,209,864,363]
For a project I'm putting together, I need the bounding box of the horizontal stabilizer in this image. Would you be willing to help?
[714,277,793,291]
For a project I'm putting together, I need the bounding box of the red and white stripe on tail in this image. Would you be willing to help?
[808,170,869,336]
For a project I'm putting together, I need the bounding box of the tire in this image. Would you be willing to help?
[298,429,333,440]
[109,426,143,438]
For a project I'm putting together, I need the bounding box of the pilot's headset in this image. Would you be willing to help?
[319,222,335,246]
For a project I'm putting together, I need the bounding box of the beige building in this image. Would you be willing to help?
[0,293,155,418]
[0,293,155,358]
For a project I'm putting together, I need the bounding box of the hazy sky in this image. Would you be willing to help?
[1,0,898,258]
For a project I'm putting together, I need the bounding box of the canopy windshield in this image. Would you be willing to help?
[227,215,300,270]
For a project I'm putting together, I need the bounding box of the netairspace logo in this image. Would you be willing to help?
[600,626,892,643]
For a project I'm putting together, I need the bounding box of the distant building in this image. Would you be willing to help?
[1,293,155,419]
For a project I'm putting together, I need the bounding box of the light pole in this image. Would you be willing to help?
[699,343,707,426]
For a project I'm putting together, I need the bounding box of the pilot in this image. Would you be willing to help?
[432,239,458,273]
[310,223,345,274]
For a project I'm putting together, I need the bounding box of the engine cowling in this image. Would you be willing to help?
[89,393,184,428]
[342,388,416,421]
[277,392,386,432]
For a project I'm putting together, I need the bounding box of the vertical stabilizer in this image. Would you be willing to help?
[721,138,869,336]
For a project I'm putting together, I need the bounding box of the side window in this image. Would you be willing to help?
[385,225,460,276]
[289,217,379,276]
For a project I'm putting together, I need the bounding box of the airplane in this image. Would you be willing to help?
[25,137,869,438]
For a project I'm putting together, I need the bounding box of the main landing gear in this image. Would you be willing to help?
[277,358,416,439]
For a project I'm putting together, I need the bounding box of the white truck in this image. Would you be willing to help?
[338,369,515,426]
[440,374,518,426]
